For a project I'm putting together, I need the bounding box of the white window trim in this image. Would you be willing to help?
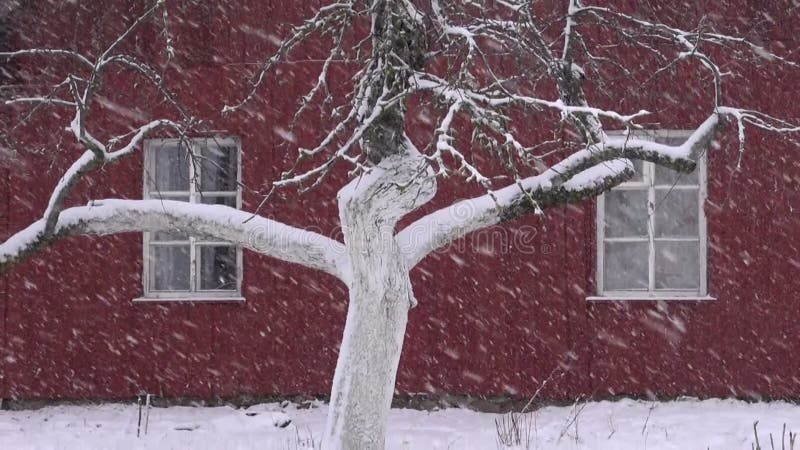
[590,129,713,302]
[135,136,244,303]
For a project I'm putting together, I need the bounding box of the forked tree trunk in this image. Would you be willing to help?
[322,143,436,449]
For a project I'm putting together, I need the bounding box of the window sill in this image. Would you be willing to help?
[586,295,716,302]
[133,296,245,304]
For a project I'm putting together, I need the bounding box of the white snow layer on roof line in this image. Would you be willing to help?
[0,398,798,449]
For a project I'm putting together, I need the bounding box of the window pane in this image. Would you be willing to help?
[604,190,649,238]
[653,188,699,238]
[150,245,190,291]
[200,143,238,192]
[604,241,648,291]
[199,246,237,290]
[150,194,190,202]
[655,241,699,290]
[653,135,696,186]
[655,164,698,186]
[152,231,189,242]
[628,160,644,183]
[152,145,189,191]
[200,195,236,208]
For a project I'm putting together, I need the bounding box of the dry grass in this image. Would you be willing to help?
[752,421,797,450]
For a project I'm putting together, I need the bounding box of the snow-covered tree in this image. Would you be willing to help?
[2,1,799,448]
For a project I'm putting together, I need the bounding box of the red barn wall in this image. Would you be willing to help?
[1,0,799,403]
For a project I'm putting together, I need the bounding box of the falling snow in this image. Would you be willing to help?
[1,0,799,449]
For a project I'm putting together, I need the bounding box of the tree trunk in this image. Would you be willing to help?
[322,243,413,450]
[323,142,435,449]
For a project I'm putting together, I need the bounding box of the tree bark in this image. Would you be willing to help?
[323,141,435,449]
[322,238,413,449]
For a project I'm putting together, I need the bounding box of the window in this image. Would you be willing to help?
[139,137,243,302]
[593,131,710,300]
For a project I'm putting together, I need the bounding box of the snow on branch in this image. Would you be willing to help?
[219,0,800,212]
[571,5,800,107]
[398,112,721,268]
[717,106,800,169]
[561,158,633,192]
[573,5,799,70]
[273,86,407,191]
[548,112,720,184]
[3,2,191,238]
[396,158,629,268]
[108,0,798,276]
[413,72,651,128]
[0,200,350,283]
[41,119,184,236]
[223,1,356,114]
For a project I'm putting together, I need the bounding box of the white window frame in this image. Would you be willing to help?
[589,130,713,301]
[135,136,244,303]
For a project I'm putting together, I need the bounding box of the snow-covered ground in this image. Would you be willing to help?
[0,398,798,449]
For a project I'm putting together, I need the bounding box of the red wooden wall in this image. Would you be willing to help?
[0,0,799,402]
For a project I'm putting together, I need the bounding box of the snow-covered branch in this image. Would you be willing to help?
[571,5,800,107]
[4,3,190,237]
[42,119,183,236]
[223,1,356,113]
[0,199,350,283]
[397,156,633,268]
[413,72,651,127]
[274,86,407,190]
[716,106,800,168]
[398,112,721,267]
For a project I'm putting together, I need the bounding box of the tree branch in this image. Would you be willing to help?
[1,199,351,284]
[397,160,631,268]
[42,119,183,236]
[398,112,721,268]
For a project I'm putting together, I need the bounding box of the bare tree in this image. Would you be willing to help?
[2,1,799,448]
